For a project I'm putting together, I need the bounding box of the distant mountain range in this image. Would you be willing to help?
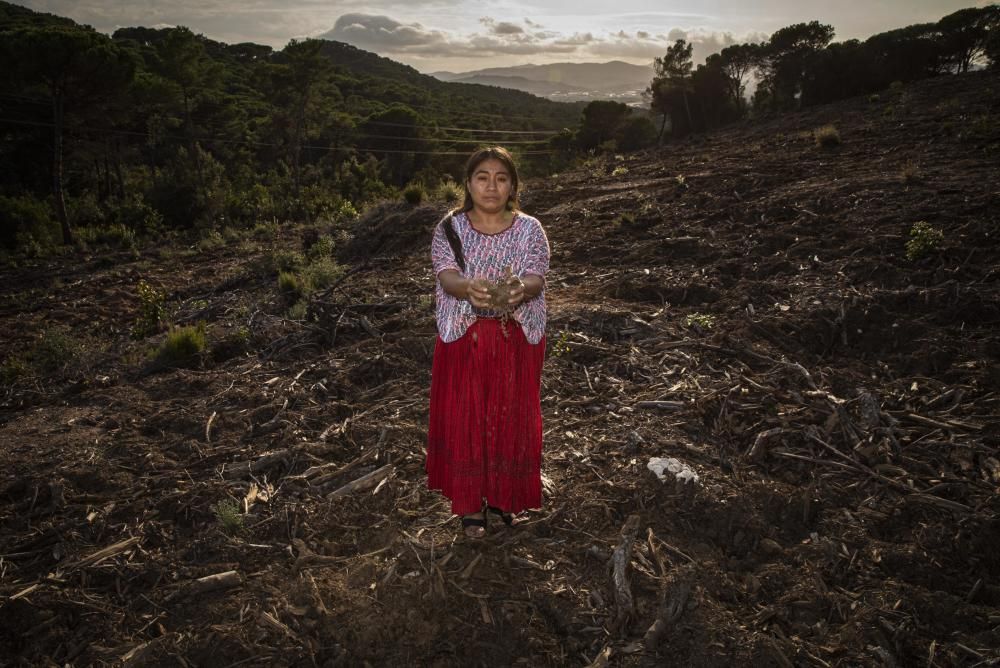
[431,61,654,103]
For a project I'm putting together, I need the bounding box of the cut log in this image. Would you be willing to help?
[610,514,641,635]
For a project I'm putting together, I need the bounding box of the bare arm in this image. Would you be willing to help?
[438,269,491,309]
[506,274,544,307]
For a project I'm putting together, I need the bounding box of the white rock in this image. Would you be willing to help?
[647,457,700,485]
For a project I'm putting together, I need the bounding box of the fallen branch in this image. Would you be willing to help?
[635,400,685,411]
[164,570,241,603]
[205,410,217,443]
[327,463,394,499]
[65,536,141,572]
[222,448,293,480]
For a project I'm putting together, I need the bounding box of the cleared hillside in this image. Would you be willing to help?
[1,70,999,666]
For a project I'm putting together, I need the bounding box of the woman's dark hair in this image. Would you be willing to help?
[456,146,520,214]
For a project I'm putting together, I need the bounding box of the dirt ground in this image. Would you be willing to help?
[2,70,1000,667]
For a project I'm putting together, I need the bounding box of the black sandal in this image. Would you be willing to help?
[461,514,487,538]
[487,506,521,527]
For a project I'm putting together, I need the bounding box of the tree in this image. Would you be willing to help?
[937,6,1000,73]
[757,22,835,111]
[863,24,947,86]
[577,100,631,150]
[718,43,762,115]
[153,28,223,173]
[691,55,741,129]
[263,39,339,200]
[360,105,427,186]
[647,39,695,139]
[4,26,134,244]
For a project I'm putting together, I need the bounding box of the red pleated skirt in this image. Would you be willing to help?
[426,318,545,516]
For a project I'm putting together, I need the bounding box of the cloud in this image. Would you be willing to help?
[322,13,449,51]
[318,12,767,66]
[480,18,525,36]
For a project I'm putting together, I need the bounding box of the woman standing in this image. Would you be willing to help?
[427,146,550,538]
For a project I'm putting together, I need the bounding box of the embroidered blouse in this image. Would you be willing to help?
[431,211,550,344]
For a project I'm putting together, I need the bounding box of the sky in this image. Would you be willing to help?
[13,1,993,73]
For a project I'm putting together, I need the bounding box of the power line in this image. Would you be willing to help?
[0,116,559,155]
[0,92,565,135]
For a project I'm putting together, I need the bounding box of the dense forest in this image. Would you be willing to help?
[0,1,997,255]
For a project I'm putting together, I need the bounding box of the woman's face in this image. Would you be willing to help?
[467,158,513,214]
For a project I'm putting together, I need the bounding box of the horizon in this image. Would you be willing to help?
[9,0,992,73]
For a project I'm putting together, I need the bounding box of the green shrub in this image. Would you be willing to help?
[332,199,359,225]
[197,230,225,252]
[286,300,309,321]
[813,125,841,148]
[403,184,426,205]
[278,271,306,300]
[268,249,305,274]
[132,280,167,340]
[685,313,716,330]
[302,257,344,291]
[611,166,630,177]
[111,194,163,235]
[30,326,81,374]
[0,194,59,250]
[77,222,137,250]
[212,498,244,535]
[306,235,336,261]
[868,93,881,103]
[156,322,207,366]
[905,221,943,261]
[433,180,464,204]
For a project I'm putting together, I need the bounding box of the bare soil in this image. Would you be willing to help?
[2,70,1000,667]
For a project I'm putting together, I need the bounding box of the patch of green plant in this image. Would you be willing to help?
[252,220,279,239]
[278,271,306,300]
[302,257,344,291]
[131,280,167,340]
[675,174,687,187]
[685,313,716,330]
[286,300,309,320]
[905,221,943,261]
[76,222,137,250]
[550,330,571,358]
[212,498,244,536]
[306,235,336,261]
[868,93,880,103]
[611,166,629,177]
[156,322,207,366]
[268,249,305,274]
[31,326,82,374]
[433,180,464,204]
[813,124,841,148]
[403,183,426,205]
[197,230,225,252]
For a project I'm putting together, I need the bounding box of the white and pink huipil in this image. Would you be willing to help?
[431,211,550,344]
